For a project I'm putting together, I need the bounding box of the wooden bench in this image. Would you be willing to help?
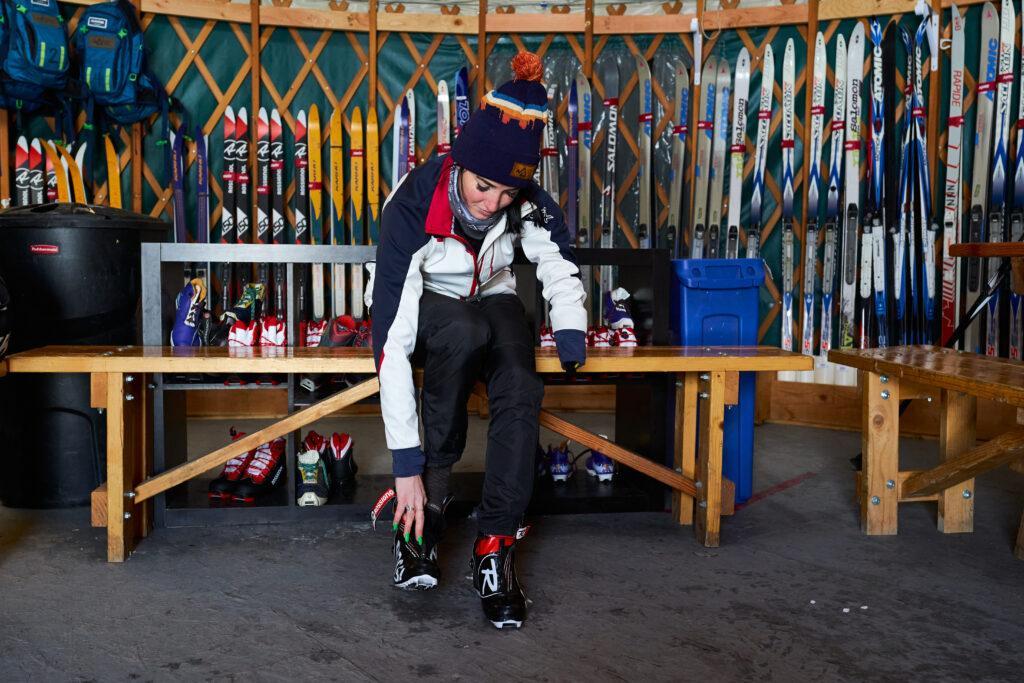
[829,345,1024,558]
[2,344,810,561]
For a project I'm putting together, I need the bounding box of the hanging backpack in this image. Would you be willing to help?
[74,0,174,185]
[74,0,167,124]
[0,0,71,113]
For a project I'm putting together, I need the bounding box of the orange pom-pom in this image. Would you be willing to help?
[510,51,543,83]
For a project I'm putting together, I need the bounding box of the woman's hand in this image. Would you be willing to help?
[393,474,427,544]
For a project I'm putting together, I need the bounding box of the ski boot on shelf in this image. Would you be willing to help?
[604,287,637,347]
[585,441,616,483]
[320,315,359,347]
[393,495,452,590]
[587,326,611,348]
[328,432,357,490]
[472,527,529,629]
[232,437,287,504]
[538,326,556,348]
[208,428,253,503]
[170,278,207,347]
[547,442,573,482]
[296,431,331,507]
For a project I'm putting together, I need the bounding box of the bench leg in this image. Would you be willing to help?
[695,371,725,547]
[105,372,143,562]
[861,371,899,535]
[937,389,976,533]
[672,372,698,526]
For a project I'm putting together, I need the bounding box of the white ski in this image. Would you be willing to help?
[1010,5,1024,360]
[941,5,966,348]
[706,58,731,259]
[800,32,826,382]
[780,38,797,367]
[691,55,718,259]
[725,49,750,260]
[437,80,451,156]
[635,54,653,249]
[542,83,559,205]
[666,64,690,258]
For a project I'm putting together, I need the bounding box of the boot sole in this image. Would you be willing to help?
[491,619,523,629]
[394,575,438,590]
[296,492,327,507]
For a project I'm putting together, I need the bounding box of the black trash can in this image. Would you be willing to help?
[0,204,167,508]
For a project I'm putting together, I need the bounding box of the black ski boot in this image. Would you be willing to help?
[393,497,450,590]
[472,528,529,629]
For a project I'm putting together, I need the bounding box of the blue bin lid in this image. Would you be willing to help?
[672,258,765,290]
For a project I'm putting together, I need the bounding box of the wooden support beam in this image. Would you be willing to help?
[90,373,108,409]
[0,110,9,206]
[369,0,378,111]
[91,483,107,527]
[673,372,698,524]
[583,0,593,79]
[861,371,900,535]
[903,427,1024,499]
[937,389,976,533]
[133,377,380,502]
[695,370,725,546]
[724,371,739,406]
[856,470,940,503]
[477,0,488,98]
[131,0,143,213]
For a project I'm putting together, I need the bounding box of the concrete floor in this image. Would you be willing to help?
[2,421,1023,681]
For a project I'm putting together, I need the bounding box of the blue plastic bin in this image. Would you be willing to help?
[670,258,763,503]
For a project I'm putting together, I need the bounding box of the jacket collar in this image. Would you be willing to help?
[425,156,456,237]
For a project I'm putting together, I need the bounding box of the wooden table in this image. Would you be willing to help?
[3,345,811,561]
[829,345,1024,558]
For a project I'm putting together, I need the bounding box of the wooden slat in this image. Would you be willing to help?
[105,373,130,561]
[133,377,380,502]
[6,345,813,375]
[903,428,1024,499]
[937,389,976,533]
[488,12,585,33]
[593,13,697,34]
[819,1,917,22]
[379,11,476,34]
[855,470,940,503]
[861,371,899,535]
[830,346,1024,408]
[262,5,369,31]
[90,373,108,409]
[949,242,1024,258]
[703,5,807,30]
[696,371,726,547]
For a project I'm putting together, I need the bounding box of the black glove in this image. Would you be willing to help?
[554,329,586,374]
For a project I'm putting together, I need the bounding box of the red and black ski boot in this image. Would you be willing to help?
[393,495,451,591]
[232,437,287,503]
[207,428,253,502]
[328,432,357,492]
[472,527,529,629]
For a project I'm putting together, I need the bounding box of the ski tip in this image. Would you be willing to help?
[30,138,42,152]
[737,46,750,66]
[271,108,281,124]
[298,109,307,124]
[438,80,448,98]
[259,106,268,122]
[225,104,234,120]
[351,105,362,123]
[310,103,319,119]
[237,107,248,123]
[16,135,28,148]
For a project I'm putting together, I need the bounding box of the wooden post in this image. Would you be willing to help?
[695,370,725,546]
[861,371,900,535]
[369,0,378,111]
[672,371,700,525]
[131,0,143,213]
[250,0,261,221]
[584,0,594,79]
[0,110,9,206]
[937,388,976,533]
[477,0,487,98]
[105,372,132,562]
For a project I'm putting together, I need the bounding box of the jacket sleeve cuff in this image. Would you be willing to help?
[392,446,426,477]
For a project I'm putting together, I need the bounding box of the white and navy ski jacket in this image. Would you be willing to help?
[366,156,587,476]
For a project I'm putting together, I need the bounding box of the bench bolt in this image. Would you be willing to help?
[699,373,710,381]
[962,489,972,500]
[125,492,135,499]
[880,390,890,400]
[880,375,888,384]
[870,496,880,505]
[123,512,131,519]
[695,480,703,489]
[886,480,895,489]
[699,392,709,400]
[125,375,134,383]
[698,501,707,509]
[125,394,135,402]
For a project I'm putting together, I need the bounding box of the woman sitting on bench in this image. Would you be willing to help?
[366,51,587,629]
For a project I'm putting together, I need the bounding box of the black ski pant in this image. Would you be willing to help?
[414,290,544,537]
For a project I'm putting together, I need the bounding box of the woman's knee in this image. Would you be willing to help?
[426,305,491,357]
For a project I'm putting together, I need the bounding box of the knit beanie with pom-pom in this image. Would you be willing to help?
[450,51,547,188]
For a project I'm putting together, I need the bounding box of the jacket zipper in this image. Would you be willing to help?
[446,233,481,297]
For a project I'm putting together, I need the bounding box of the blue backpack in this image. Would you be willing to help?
[74,0,167,125]
[0,0,71,112]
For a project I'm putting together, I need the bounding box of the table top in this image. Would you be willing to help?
[4,344,813,375]
[828,345,1024,408]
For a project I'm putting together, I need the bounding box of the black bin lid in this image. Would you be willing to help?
[0,203,169,232]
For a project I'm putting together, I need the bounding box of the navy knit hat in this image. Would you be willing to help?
[450,51,547,188]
